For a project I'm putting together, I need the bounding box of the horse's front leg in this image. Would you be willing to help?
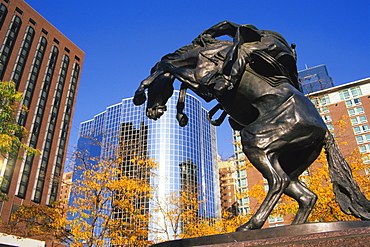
[134,62,166,105]
[237,147,291,231]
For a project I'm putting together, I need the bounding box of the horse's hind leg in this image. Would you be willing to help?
[284,180,317,224]
[237,150,291,231]
[282,143,322,224]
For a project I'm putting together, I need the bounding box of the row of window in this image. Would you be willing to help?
[33,54,70,203]
[0,35,47,193]
[311,86,363,107]
[17,45,59,199]
[322,104,365,123]
[0,14,21,80]
[11,25,34,87]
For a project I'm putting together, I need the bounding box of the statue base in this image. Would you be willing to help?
[151,221,370,246]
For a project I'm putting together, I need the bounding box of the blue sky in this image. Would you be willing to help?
[25,0,370,159]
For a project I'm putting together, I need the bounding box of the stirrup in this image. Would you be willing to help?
[207,103,227,126]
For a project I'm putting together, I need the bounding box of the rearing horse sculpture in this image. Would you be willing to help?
[134,21,370,231]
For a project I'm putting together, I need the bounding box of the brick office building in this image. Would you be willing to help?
[0,0,84,224]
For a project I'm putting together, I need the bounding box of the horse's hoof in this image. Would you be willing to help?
[176,113,188,127]
[236,226,250,232]
[133,91,146,105]
[236,223,259,232]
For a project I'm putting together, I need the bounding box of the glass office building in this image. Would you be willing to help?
[298,65,334,94]
[76,91,220,241]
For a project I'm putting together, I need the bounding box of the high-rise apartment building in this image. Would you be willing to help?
[233,77,370,227]
[218,157,238,213]
[0,0,84,223]
[76,92,220,241]
[58,171,73,209]
[308,77,370,158]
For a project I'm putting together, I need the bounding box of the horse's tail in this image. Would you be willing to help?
[323,131,370,220]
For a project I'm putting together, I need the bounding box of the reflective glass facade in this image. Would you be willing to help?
[298,65,334,94]
[77,91,220,240]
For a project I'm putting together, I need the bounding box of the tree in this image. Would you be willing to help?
[150,191,199,241]
[151,188,253,241]
[3,139,156,247]
[0,81,39,158]
[0,81,39,201]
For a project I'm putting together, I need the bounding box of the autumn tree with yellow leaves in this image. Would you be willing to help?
[0,81,39,158]
[151,187,253,242]
[4,139,156,247]
[0,81,39,201]
[150,190,200,241]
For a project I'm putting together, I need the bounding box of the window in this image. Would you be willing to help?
[348,106,364,116]
[11,26,35,87]
[360,144,370,154]
[238,169,246,177]
[0,15,22,80]
[0,4,8,30]
[320,95,330,105]
[322,115,331,122]
[345,98,361,108]
[356,134,370,144]
[311,95,330,106]
[326,123,334,131]
[351,87,362,98]
[318,106,329,114]
[239,178,247,187]
[240,207,250,215]
[353,124,370,135]
[351,115,367,125]
[364,155,370,164]
[15,7,23,15]
[340,87,362,100]
[241,197,249,205]
[29,18,36,25]
[340,89,350,100]
[269,215,284,223]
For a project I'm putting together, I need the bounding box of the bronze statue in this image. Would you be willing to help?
[134,21,370,231]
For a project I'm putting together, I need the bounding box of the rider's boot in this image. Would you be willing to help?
[213,74,234,95]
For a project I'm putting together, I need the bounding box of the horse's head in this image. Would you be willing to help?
[146,72,175,120]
